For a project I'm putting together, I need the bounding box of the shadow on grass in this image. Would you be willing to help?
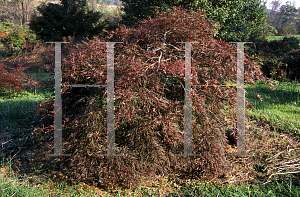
[245,81,300,107]
[245,79,300,139]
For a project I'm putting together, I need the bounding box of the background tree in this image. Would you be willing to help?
[119,0,170,29]
[277,2,298,35]
[119,0,268,42]
[267,1,299,35]
[267,0,281,36]
[0,0,36,26]
[195,0,268,42]
[297,7,300,34]
[29,0,108,42]
[0,0,38,57]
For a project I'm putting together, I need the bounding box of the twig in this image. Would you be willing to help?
[274,163,300,169]
[152,47,162,53]
[222,180,228,184]
[207,176,217,184]
[11,150,20,160]
[2,139,12,148]
[290,176,292,192]
[165,43,183,51]
[269,171,300,179]
[248,183,250,197]
[158,52,162,65]
[276,166,300,171]
[163,30,171,46]
[275,158,300,166]
[266,150,286,161]
[262,180,272,185]
[144,56,161,64]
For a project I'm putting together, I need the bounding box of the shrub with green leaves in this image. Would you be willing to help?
[261,58,288,79]
[0,20,36,57]
[119,0,268,43]
[250,36,300,58]
[281,49,300,81]
[246,36,300,80]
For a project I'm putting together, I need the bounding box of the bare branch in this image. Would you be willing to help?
[158,51,162,65]
[269,171,300,179]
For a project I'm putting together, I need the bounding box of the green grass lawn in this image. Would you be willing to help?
[0,168,299,196]
[0,72,53,131]
[266,34,300,42]
[245,79,300,138]
[1,74,300,196]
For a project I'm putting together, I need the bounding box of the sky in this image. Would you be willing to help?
[265,0,300,10]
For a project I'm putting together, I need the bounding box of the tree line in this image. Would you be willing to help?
[0,0,299,45]
[267,0,300,36]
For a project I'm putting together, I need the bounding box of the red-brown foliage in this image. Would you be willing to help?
[38,7,266,188]
[0,62,36,95]
[0,31,6,39]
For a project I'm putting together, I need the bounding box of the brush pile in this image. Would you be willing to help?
[39,7,266,188]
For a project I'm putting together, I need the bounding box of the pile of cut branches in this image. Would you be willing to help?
[38,6,266,188]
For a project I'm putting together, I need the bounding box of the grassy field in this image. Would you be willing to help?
[245,79,300,138]
[0,72,52,131]
[0,171,299,196]
[266,34,300,42]
[0,73,299,196]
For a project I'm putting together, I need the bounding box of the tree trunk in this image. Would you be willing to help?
[21,0,25,26]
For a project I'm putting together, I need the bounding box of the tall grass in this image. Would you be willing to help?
[0,95,42,131]
[0,72,53,131]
